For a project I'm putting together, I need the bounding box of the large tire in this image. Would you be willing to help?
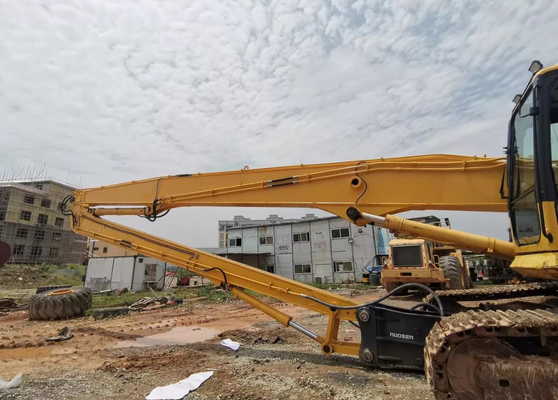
[29,287,91,321]
[440,256,466,290]
[36,285,72,294]
[385,282,409,296]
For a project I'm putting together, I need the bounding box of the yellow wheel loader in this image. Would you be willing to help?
[382,216,472,294]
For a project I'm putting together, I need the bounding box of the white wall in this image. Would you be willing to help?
[330,218,355,282]
[132,257,145,291]
[111,257,134,290]
[86,257,135,290]
[227,230,242,254]
[258,226,275,255]
[310,219,333,282]
[275,225,292,255]
[132,257,166,291]
[351,225,377,279]
[86,258,113,282]
[276,254,293,280]
[242,227,258,253]
[292,222,311,257]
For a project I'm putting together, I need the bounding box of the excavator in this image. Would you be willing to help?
[4,60,558,399]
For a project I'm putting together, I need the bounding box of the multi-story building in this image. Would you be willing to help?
[216,215,391,283]
[0,179,87,265]
[218,214,317,248]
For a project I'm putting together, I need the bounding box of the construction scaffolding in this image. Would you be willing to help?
[0,176,87,265]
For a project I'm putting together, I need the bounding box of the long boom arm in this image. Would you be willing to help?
[68,154,512,360]
[78,154,507,220]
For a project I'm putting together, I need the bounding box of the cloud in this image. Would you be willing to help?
[1,0,558,246]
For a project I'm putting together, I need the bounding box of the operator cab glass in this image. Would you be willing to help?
[509,89,540,244]
[508,65,558,246]
[549,76,558,216]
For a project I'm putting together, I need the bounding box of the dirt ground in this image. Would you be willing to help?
[0,288,432,400]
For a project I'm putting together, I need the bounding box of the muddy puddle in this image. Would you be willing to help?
[114,326,219,348]
[0,347,53,359]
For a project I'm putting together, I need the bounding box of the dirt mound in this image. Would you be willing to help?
[218,325,300,345]
[102,347,207,373]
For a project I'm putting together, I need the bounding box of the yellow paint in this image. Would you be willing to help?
[74,155,507,223]
[47,288,76,296]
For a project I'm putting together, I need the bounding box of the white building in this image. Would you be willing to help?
[218,214,308,248]
[85,256,167,292]
[220,216,390,283]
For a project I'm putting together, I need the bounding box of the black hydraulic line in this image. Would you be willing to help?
[348,320,360,329]
[201,267,229,291]
[301,283,444,316]
[268,176,298,183]
[410,302,441,314]
[267,181,298,188]
[353,161,368,207]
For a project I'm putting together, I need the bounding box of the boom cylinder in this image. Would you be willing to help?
[353,209,516,261]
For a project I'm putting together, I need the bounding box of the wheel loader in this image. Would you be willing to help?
[381,215,472,294]
[2,59,558,399]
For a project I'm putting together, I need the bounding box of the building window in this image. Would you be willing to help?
[34,183,43,190]
[13,245,25,255]
[52,232,61,241]
[55,217,64,227]
[24,195,35,205]
[16,228,29,238]
[0,210,5,221]
[34,229,45,241]
[229,238,242,247]
[259,236,274,245]
[37,214,48,225]
[334,261,354,272]
[93,247,99,251]
[30,246,42,257]
[41,198,51,208]
[49,248,59,257]
[20,210,32,221]
[293,232,310,243]
[331,228,350,239]
[103,247,108,253]
[295,264,312,274]
[219,231,228,248]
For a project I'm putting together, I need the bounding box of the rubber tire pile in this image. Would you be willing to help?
[29,287,92,320]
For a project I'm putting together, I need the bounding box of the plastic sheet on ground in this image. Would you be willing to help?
[219,338,241,351]
[145,371,213,400]
[0,373,22,391]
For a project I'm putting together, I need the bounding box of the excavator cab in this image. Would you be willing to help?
[507,61,558,279]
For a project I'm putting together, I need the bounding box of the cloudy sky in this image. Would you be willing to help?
[2,0,558,247]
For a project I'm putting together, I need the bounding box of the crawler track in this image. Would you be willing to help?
[424,308,558,400]
[423,282,558,305]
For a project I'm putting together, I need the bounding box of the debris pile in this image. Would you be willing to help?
[0,298,27,315]
[130,297,166,309]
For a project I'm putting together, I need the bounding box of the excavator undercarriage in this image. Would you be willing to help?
[426,308,558,400]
